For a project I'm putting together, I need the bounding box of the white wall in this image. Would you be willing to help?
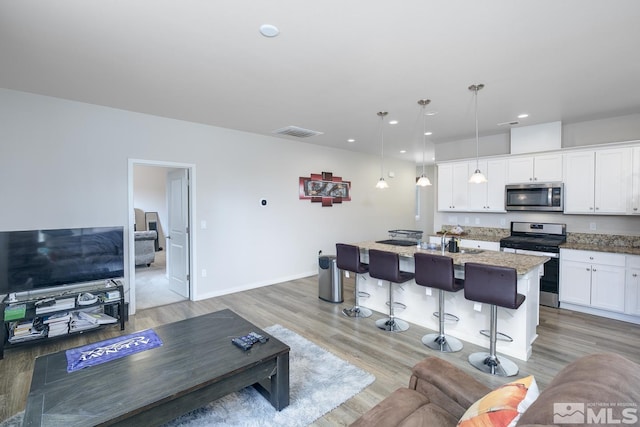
[434,113,640,161]
[0,89,418,301]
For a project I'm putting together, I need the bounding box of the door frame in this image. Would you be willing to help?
[127,159,196,315]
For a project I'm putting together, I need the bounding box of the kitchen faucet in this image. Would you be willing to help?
[441,231,447,255]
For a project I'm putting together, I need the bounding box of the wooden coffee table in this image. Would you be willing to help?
[23,309,290,426]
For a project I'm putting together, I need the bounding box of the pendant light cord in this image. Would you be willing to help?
[380,115,384,177]
[377,111,388,178]
[422,105,426,176]
[474,86,479,170]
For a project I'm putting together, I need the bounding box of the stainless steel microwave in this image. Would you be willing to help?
[505,183,564,212]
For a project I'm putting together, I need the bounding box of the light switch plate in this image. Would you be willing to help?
[473,303,482,312]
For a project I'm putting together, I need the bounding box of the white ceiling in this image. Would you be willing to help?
[2,1,639,163]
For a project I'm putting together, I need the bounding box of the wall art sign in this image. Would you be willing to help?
[299,172,351,207]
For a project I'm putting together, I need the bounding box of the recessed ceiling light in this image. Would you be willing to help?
[424,131,432,136]
[425,111,438,116]
[389,120,398,125]
[518,113,529,119]
[399,150,406,154]
[347,138,355,143]
[259,24,280,38]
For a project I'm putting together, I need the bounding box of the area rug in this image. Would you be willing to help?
[0,324,375,427]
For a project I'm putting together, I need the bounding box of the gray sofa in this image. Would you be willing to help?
[351,353,640,426]
[134,230,157,266]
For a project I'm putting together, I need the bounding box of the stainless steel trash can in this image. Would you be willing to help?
[318,255,343,303]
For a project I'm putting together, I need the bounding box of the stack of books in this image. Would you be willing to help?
[78,310,117,325]
[69,311,100,332]
[44,312,71,337]
[8,320,46,343]
[35,298,75,315]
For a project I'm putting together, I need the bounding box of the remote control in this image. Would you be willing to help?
[248,331,268,344]
[231,332,269,351]
[232,336,254,350]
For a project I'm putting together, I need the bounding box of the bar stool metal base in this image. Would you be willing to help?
[468,352,519,377]
[376,317,409,332]
[421,333,463,352]
[342,306,372,318]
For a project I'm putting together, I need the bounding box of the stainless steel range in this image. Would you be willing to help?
[500,222,566,308]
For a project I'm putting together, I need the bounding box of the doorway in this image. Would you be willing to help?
[128,160,195,314]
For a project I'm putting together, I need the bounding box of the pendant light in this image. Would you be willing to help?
[375,111,389,189]
[416,99,432,187]
[468,84,488,184]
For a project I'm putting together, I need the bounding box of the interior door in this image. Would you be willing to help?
[167,169,190,298]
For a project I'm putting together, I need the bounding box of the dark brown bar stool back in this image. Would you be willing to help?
[368,249,414,332]
[414,252,464,352]
[464,262,525,376]
[336,243,372,318]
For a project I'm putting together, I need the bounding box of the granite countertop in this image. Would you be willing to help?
[561,231,640,255]
[432,226,640,256]
[355,240,548,276]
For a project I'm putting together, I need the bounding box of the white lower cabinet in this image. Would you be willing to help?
[559,249,626,313]
[625,255,640,316]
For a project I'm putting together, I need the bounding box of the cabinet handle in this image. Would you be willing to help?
[596,207,600,210]
[589,256,594,260]
[592,268,597,272]
[586,268,591,271]
[590,207,594,210]
[633,273,638,277]
[634,207,638,211]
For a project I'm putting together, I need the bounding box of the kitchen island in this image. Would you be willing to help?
[352,241,549,361]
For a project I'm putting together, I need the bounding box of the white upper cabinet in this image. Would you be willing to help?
[564,148,632,214]
[563,151,596,213]
[631,147,640,214]
[437,162,468,211]
[467,159,506,212]
[507,153,563,183]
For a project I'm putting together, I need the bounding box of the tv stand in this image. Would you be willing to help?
[1,279,125,359]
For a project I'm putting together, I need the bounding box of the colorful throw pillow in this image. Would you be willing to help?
[457,375,539,427]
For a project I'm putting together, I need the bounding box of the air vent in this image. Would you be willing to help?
[273,126,324,138]
[497,120,520,126]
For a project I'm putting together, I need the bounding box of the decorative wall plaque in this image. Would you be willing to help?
[299,172,351,207]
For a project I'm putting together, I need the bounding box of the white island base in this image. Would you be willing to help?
[356,253,542,362]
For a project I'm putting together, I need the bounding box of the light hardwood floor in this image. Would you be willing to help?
[2,275,640,425]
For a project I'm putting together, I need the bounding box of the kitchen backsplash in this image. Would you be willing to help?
[437,225,509,241]
[438,225,640,249]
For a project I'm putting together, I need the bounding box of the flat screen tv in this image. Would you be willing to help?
[0,226,124,296]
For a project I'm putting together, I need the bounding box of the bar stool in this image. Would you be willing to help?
[463,262,525,377]
[368,249,414,332]
[414,252,464,352]
[336,243,372,318]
